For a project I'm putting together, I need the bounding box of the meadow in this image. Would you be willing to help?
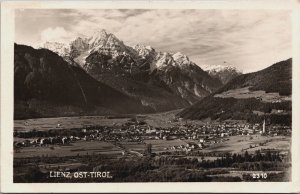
[14,141,122,158]
[14,116,131,131]
[203,135,290,154]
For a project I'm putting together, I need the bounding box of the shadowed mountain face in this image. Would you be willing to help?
[14,44,151,119]
[43,29,223,109]
[178,59,292,125]
[149,63,222,104]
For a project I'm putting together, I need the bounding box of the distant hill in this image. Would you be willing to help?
[218,58,292,95]
[14,44,150,119]
[177,59,292,125]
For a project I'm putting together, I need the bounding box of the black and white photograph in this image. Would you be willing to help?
[1,0,300,192]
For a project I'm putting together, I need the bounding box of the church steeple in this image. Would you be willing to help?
[262,119,266,134]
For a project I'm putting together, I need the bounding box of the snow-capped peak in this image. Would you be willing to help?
[145,45,154,50]
[172,52,190,66]
[88,29,110,49]
[43,41,70,57]
[87,29,126,53]
[201,64,241,73]
[41,29,202,74]
[134,44,154,51]
[133,44,156,59]
[90,29,108,40]
[71,37,89,51]
[153,52,175,69]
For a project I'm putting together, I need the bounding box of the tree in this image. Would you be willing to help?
[244,151,250,162]
[26,167,44,182]
[144,143,152,156]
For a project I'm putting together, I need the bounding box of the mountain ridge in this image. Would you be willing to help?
[14,43,151,119]
[177,58,292,125]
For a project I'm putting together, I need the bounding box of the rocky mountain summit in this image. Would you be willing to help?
[201,63,242,84]
[42,29,223,110]
[43,41,70,57]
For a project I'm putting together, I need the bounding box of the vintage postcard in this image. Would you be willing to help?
[1,0,300,193]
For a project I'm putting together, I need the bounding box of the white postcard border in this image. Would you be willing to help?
[1,0,300,193]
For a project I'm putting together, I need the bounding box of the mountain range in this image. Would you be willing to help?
[15,29,225,118]
[15,29,291,121]
[42,29,223,109]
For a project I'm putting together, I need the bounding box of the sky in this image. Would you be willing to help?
[15,9,292,73]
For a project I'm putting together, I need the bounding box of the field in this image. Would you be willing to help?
[14,113,291,158]
[214,86,291,102]
[14,141,123,158]
[203,135,290,154]
[145,139,187,151]
[141,109,183,128]
[13,113,291,182]
[14,110,183,131]
[15,139,195,158]
[14,116,131,131]
[14,135,290,159]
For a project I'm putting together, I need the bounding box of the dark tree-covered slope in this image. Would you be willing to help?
[14,44,150,119]
[178,59,292,125]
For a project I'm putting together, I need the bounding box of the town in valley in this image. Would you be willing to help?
[13,111,291,182]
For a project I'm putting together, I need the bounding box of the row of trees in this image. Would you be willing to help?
[199,150,282,168]
[14,149,290,182]
[186,96,291,125]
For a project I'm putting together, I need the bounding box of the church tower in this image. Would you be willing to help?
[262,119,266,134]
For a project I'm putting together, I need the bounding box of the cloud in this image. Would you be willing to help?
[40,27,73,43]
[15,9,292,72]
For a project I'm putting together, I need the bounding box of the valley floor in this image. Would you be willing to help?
[13,111,291,182]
